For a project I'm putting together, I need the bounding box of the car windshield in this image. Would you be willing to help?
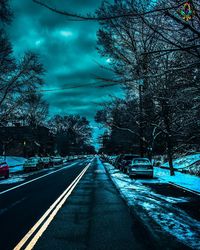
[133,159,150,165]
[28,158,38,163]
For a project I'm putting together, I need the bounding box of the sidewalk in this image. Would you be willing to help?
[104,162,199,250]
[33,157,154,250]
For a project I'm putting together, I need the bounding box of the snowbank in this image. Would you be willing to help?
[103,161,200,249]
[162,154,200,169]
[154,167,200,193]
[0,156,26,173]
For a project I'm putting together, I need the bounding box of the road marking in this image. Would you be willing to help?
[0,197,26,216]
[0,161,83,196]
[14,161,92,250]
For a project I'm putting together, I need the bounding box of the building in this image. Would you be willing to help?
[0,125,55,157]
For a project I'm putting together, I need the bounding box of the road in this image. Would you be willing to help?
[0,157,197,250]
[0,158,90,250]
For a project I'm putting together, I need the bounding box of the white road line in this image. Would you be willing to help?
[0,161,82,196]
[14,161,91,250]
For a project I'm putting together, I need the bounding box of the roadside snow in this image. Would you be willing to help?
[0,176,25,184]
[103,161,200,250]
[162,154,200,169]
[0,156,26,166]
[0,156,26,173]
[0,160,81,185]
[154,167,200,193]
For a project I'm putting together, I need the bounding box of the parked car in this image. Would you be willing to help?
[23,157,43,172]
[41,157,53,168]
[51,157,63,165]
[0,161,9,179]
[127,158,153,178]
[114,155,123,168]
[116,154,140,173]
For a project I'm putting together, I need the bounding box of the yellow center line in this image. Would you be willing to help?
[14,161,92,250]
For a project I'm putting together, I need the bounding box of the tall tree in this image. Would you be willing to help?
[48,115,92,155]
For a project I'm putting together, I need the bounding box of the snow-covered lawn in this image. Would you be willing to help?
[162,154,200,170]
[154,167,200,193]
[102,160,200,249]
[0,156,27,173]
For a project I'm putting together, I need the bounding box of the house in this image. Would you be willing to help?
[0,125,55,157]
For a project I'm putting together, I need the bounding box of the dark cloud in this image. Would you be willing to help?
[7,0,122,147]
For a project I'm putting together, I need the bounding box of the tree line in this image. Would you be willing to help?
[0,0,93,155]
[33,0,200,174]
[94,0,200,175]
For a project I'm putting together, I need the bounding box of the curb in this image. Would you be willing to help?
[103,162,167,250]
[102,161,192,250]
[169,181,200,196]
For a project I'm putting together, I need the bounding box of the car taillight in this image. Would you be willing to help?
[0,166,8,170]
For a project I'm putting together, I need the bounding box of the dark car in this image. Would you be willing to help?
[127,158,153,178]
[115,154,140,173]
[0,161,9,179]
[114,155,124,169]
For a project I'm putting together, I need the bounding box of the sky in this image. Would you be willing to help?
[7,0,122,148]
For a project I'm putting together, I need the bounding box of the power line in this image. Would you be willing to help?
[35,81,119,94]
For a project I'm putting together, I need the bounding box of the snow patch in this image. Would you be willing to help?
[0,176,25,184]
[0,156,27,173]
[104,162,200,249]
[162,154,200,169]
[154,167,200,193]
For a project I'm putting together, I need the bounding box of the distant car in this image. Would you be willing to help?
[117,154,140,173]
[23,157,43,172]
[127,158,153,178]
[41,157,52,168]
[51,157,63,165]
[0,162,9,179]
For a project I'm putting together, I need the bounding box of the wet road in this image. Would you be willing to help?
[0,157,196,250]
[0,159,90,250]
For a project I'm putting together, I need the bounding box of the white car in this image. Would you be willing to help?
[40,157,52,168]
[23,157,43,172]
[127,158,153,178]
[51,157,63,165]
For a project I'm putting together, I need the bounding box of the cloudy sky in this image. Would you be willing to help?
[7,0,122,147]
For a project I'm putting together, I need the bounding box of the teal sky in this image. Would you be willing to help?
[8,0,122,148]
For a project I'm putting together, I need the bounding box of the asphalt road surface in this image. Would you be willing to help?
[0,159,90,250]
[0,157,195,250]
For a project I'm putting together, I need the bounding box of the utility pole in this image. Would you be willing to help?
[139,81,144,157]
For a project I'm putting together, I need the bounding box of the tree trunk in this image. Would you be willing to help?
[167,134,175,176]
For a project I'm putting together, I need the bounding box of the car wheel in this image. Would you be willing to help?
[5,173,9,179]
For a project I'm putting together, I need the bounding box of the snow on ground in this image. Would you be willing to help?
[103,161,200,249]
[0,156,26,166]
[0,176,25,184]
[154,167,200,193]
[0,160,81,185]
[0,156,27,173]
[162,154,200,169]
